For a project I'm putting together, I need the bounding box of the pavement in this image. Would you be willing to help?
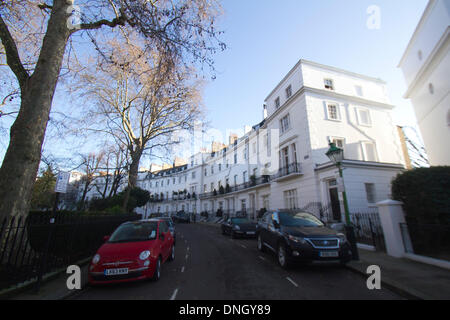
[4,222,449,300]
[346,249,450,300]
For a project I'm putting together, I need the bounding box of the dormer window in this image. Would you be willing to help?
[324,79,334,90]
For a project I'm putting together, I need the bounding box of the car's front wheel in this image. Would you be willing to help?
[168,245,175,262]
[152,257,161,281]
[278,243,290,269]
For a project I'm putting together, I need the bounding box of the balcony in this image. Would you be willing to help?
[271,163,303,182]
[199,176,271,200]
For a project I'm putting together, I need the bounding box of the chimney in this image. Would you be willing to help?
[211,141,225,153]
[263,103,268,119]
[229,133,238,145]
[244,125,252,135]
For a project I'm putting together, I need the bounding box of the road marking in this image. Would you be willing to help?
[240,244,247,249]
[185,254,189,260]
[187,246,190,252]
[258,256,266,261]
[170,288,179,300]
[286,277,299,287]
[181,266,185,273]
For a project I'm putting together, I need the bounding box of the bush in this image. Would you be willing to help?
[391,167,450,225]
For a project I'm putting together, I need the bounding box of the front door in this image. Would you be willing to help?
[328,180,342,221]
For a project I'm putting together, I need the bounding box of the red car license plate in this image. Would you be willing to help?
[104,268,129,276]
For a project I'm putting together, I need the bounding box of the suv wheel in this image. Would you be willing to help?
[278,243,290,269]
[257,235,266,252]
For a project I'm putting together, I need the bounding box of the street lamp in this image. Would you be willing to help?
[326,142,359,261]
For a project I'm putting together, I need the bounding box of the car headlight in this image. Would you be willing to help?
[337,233,347,243]
[288,235,307,244]
[233,225,240,230]
[139,250,151,260]
[92,254,101,265]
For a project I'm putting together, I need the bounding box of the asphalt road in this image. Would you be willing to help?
[70,223,402,300]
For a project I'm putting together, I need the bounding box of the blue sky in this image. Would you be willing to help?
[0,0,429,168]
[201,0,428,145]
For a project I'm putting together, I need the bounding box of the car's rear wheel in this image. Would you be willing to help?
[168,245,175,262]
[278,243,290,269]
[257,235,266,252]
[152,257,161,281]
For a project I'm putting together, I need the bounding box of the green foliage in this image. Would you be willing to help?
[391,167,450,225]
[31,165,56,211]
[88,187,150,214]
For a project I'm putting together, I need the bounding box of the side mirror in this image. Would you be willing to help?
[272,213,280,228]
[103,235,110,242]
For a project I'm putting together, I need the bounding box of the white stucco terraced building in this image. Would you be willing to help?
[137,59,406,222]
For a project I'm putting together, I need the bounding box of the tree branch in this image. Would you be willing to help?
[0,15,29,88]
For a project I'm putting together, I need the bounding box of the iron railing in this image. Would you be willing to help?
[350,211,386,252]
[0,213,140,292]
[272,163,302,180]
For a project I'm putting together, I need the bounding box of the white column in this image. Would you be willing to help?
[376,200,408,258]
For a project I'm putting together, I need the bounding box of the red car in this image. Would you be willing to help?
[88,219,175,285]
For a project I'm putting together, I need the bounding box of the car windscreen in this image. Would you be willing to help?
[108,222,158,243]
[279,212,324,227]
[231,218,251,224]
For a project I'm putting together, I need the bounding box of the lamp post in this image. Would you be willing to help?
[326,143,359,261]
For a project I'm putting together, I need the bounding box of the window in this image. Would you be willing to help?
[234,175,238,186]
[286,85,292,99]
[327,104,340,121]
[291,143,297,163]
[218,164,222,171]
[192,171,196,179]
[362,142,378,162]
[211,183,214,192]
[252,142,257,154]
[357,108,372,126]
[284,189,298,210]
[234,153,237,164]
[324,79,334,90]
[365,183,376,204]
[355,85,363,97]
[280,114,291,134]
[243,171,247,183]
[275,97,281,109]
[211,165,214,174]
[204,169,207,177]
[203,185,207,193]
[331,137,345,150]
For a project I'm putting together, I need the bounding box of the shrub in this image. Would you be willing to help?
[391,166,450,225]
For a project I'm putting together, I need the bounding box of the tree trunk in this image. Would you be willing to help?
[0,2,71,220]
[122,150,143,212]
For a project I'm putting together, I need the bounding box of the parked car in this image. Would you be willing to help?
[159,217,176,244]
[173,211,190,224]
[257,211,352,268]
[221,217,258,238]
[88,219,175,285]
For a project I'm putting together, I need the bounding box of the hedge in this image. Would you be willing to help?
[391,166,450,225]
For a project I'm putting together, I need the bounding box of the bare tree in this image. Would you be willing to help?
[77,152,105,210]
[79,38,203,210]
[0,0,225,219]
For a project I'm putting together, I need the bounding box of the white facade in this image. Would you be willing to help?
[137,59,405,222]
[398,0,450,166]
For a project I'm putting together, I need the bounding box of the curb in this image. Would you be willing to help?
[345,263,425,300]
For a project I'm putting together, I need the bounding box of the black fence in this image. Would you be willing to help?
[0,213,140,292]
[350,211,386,252]
[400,223,450,262]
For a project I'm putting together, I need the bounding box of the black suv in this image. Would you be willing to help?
[257,211,352,268]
